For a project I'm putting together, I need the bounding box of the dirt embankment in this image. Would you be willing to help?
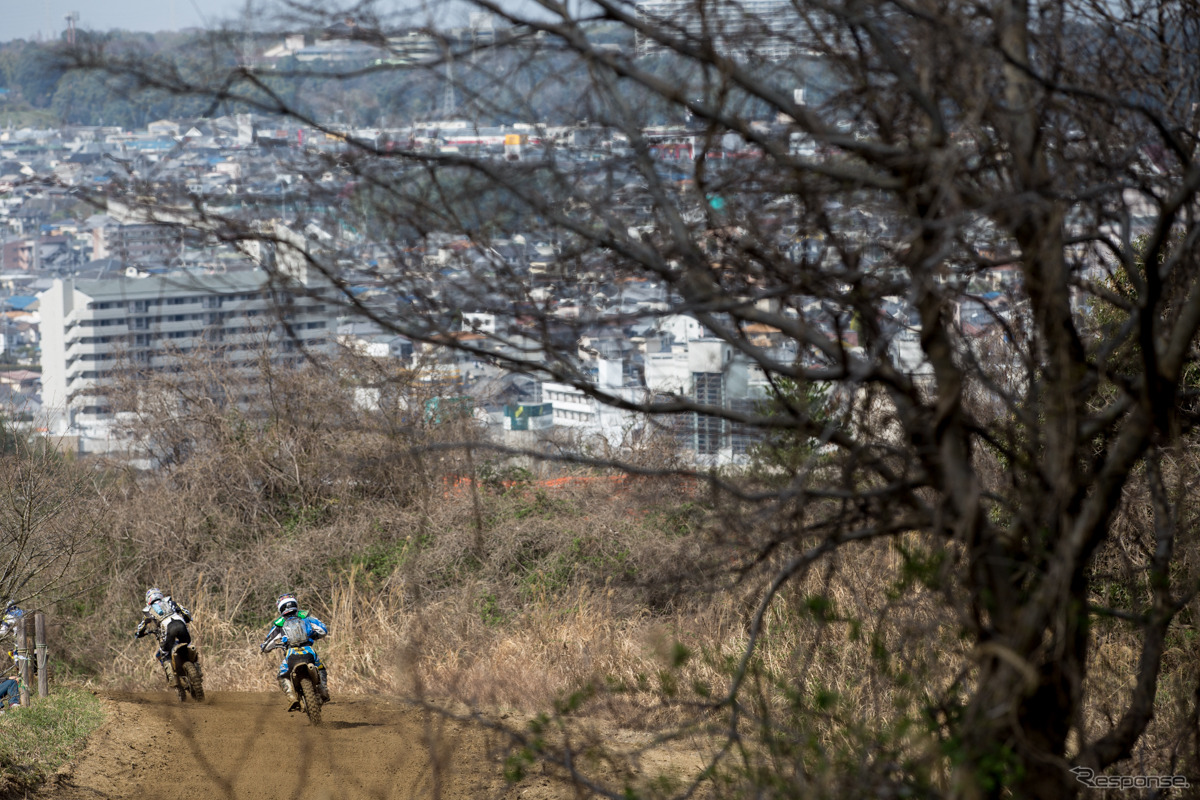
[39,692,511,800]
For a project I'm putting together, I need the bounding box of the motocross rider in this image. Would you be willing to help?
[135,588,193,686]
[260,593,329,710]
[0,650,19,710]
[0,600,34,688]
[0,600,23,640]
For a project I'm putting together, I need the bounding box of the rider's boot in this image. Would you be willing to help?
[159,655,177,687]
[318,668,331,702]
[279,677,301,712]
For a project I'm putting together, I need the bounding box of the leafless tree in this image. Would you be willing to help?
[0,423,103,613]
[50,0,1200,796]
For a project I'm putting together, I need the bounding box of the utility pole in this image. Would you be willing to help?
[65,11,79,46]
[441,43,457,119]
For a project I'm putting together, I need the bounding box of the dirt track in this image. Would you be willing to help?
[41,692,509,800]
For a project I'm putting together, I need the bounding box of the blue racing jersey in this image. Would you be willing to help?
[261,611,327,651]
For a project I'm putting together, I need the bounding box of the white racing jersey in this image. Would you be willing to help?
[139,597,191,643]
[0,607,23,638]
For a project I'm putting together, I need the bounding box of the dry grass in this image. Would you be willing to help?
[38,356,1200,796]
[52,462,1200,797]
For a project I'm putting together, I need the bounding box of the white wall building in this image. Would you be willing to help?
[656,313,709,346]
[462,312,497,334]
[39,267,334,435]
[644,337,768,462]
[541,357,645,447]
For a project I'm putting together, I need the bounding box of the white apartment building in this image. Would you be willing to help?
[645,337,772,462]
[540,358,645,446]
[39,267,334,434]
[635,0,806,60]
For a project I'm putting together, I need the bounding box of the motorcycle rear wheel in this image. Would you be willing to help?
[183,661,205,702]
[299,677,322,726]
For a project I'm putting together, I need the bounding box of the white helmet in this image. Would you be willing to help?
[276,593,299,616]
[145,588,164,606]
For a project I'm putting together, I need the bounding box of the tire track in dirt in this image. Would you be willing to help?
[39,692,507,800]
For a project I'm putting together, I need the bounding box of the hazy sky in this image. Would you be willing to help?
[1,0,254,42]
[1,0,494,42]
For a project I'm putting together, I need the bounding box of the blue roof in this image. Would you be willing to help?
[6,296,38,310]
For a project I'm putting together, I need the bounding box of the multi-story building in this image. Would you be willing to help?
[644,337,774,462]
[39,267,335,435]
[0,237,37,271]
[92,222,185,265]
[540,358,645,446]
[635,0,805,60]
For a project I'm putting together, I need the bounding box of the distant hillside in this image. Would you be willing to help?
[0,27,805,129]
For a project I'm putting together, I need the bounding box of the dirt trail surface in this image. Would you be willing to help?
[40,692,508,800]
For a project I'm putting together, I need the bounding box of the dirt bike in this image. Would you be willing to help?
[169,641,205,703]
[265,642,324,725]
